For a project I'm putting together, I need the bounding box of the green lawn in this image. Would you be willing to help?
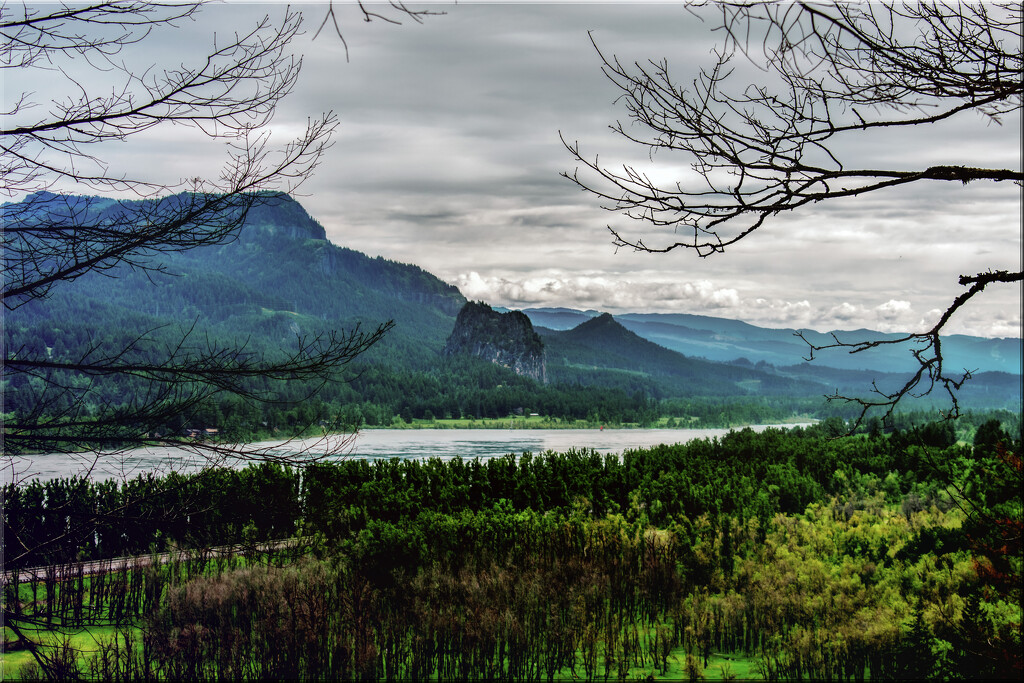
[3,622,142,679]
[376,414,602,429]
[5,611,765,681]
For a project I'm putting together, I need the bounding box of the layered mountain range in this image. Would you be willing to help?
[5,192,1020,423]
[516,308,1021,376]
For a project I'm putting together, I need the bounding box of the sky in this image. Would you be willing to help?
[11,1,1023,338]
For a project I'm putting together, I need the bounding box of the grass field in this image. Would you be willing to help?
[4,620,763,681]
[3,623,142,678]
[366,413,812,431]
[373,414,605,429]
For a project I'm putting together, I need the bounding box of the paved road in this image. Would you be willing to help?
[3,537,310,584]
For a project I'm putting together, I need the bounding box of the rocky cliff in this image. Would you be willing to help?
[444,302,547,383]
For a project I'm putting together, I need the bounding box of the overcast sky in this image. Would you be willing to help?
[16,1,1023,338]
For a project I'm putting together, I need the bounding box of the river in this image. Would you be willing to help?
[4,425,807,484]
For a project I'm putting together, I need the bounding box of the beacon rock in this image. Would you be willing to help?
[444,302,547,383]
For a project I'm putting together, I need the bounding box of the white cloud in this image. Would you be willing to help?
[918,309,944,331]
[452,271,1015,338]
[875,299,913,322]
[453,272,746,312]
[747,299,815,329]
[826,303,862,322]
[987,317,1024,339]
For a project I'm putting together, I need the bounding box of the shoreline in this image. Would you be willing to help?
[357,416,819,431]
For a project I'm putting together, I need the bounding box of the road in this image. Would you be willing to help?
[3,537,311,584]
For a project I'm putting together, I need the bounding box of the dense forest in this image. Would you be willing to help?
[0,295,837,445]
[6,416,1021,680]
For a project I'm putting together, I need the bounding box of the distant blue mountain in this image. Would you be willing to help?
[516,308,1021,376]
[538,313,827,398]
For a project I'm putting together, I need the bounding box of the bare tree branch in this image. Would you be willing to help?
[797,270,1022,426]
[312,0,445,62]
[563,1,1022,423]
[0,3,357,460]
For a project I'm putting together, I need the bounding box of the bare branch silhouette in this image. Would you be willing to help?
[312,0,445,61]
[563,1,1022,423]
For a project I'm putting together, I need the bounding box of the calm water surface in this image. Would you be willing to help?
[7,425,806,484]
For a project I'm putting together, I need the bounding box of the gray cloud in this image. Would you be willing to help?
[15,1,1018,338]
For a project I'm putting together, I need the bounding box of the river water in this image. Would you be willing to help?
[5,425,804,484]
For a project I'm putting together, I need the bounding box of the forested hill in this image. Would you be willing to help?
[4,191,466,368]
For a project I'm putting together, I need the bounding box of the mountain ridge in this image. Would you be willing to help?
[511,307,1021,376]
[541,313,858,399]
[3,192,467,367]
